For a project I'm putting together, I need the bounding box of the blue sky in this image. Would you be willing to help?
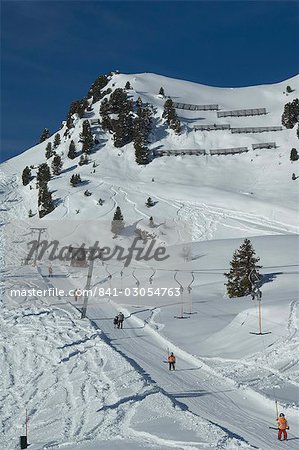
[1,0,299,162]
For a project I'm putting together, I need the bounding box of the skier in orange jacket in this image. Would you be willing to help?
[168,352,176,370]
[277,413,289,441]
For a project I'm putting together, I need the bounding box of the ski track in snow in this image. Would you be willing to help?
[2,73,299,449]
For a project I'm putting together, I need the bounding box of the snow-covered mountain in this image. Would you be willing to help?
[1,72,299,450]
[2,72,299,229]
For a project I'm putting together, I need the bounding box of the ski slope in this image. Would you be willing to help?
[1,72,299,449]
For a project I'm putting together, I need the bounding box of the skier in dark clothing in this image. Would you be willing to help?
[117,312,125,329]
[113,315,119,328]
[168,352,176,370]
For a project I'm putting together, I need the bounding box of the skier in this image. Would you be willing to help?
[117,312,125,329]
[48,265,53,278]
[168,352,176,371]
[277,413,289,441]
[113,315,119,328]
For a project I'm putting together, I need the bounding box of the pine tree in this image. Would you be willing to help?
[224,239,262,298]
[68,140,76,159]
[292,173,297,180]
[113,108,133,147]
[53,133,61,148]
[70,174,82,186]
[145,197,154,207]
[45,142,54,159]
[111,206,124,235]
[87,74,109,102]
[79,120,94,153]
[37,163,51,185]
[162,99,181,133]
[109,89,134,147]
[125,81,132,90]
[133,101,152,165]
[109,88,130,113]
[149,216,154,227]
[281,98,299,129]
[290,148,298,161]
[159,87,165,96]
[100,88,134,145]
[28,209,34,218]
[51,155,63,175]
[38,182,55,218]
[100,98,112,132]
[39,128,50,143]
[22,166,32,186]
[286,85,293,93]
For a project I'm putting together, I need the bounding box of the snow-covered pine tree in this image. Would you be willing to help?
[87,73,110,103]
[162,99,181,134]
[45,142,54,159]
[133,100,152,165]
[125,81,132,90]
[281,98,299,129]
[100,98,112,132]
[159,87,165,96]
[79,120,94,153]
[22,166,32,186]
[290,148,298,161]
[51,154,63,175]
[38,182,55,218]
[224,238,262,298]
[70,174,82,186]
[111,206,124,235]
[37,163,51,185]
[39,128,50,143]
[113,108,134,147]
[108,89,134,147]
[68,140,76,159]
[53,133,61,149]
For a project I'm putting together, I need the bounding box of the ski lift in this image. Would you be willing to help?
[149,268,156,285]
[132,269,140,287]
[186,272,196,314]
[187,272,195,294]
[105,265,112,290]
[174,271,185,319]
[120,265,125,290]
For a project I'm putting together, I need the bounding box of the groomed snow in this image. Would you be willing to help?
[1,72,299,449]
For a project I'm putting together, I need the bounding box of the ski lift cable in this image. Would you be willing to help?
[95,259,228,274]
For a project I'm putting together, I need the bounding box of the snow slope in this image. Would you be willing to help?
[1,72,299,449]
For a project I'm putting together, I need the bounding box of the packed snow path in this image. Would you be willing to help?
[47,270,299,450]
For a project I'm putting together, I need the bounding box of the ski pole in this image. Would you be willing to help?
[275,400,278,419]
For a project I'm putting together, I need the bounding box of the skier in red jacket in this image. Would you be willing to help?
[277,413,289,441]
